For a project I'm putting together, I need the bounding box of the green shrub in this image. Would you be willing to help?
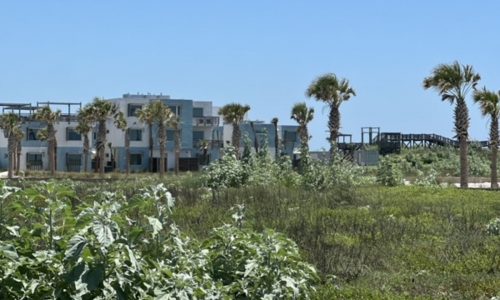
[376,156,404,186]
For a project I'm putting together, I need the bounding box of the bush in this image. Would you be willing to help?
[376,155,404,186]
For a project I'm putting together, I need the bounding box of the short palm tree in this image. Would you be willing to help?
[137,101,173,177]
[291,103,314,150]
[473,87,500,188]
[198,140,210,165]
[82,98,126,176]
[0,113,23,179]
[219,103,250,158]
[423,61,480,188]
[34,106,61,176]
[14,127,23,175]
[136,106,154,172]
[306,73,356,157]
[76,110,92,173]
[271,117,279,160]
[169,115,181,175]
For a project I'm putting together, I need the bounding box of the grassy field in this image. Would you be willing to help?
[168,183,500,299]
[2,176,499,299]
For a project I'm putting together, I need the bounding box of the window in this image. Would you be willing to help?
[284,131,297,143]
[66,154,82,172]
[193,107,204,117]
[128,129,142,141]
[128,104,143,117]
[26,128,39,140]
[193,131,204,145]
[168,105,181,116]
[129,154,142,165]
[26,153,43,170]
[167,130,174,141]
[66,128,81,141]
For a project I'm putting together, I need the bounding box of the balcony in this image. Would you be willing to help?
[193,116,219,127]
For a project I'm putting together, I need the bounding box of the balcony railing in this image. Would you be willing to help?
[193,116,219,127]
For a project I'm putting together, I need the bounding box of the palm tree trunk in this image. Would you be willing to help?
[125,129,130,176]
[455,99,469,188]
[15,139,21,175]
[148,123,153,172]
[48,125,56,176]
[83,133,89,173]
[273,122,279,160]
[232,123,241,159]
[7,134,15,179]
[174,128,180,175]
[250,121,259,153]
[490,116,498,188]
[98,120,107,176]
[328,104,340,158]
[159,123,166,177]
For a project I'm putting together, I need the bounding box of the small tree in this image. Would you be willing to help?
[291,103,314,172]
[307,73,356,157]
[271,117,280,160]
[473,87,500,188]
[75,111,92,173]
[81,98,126,176]
[0,113,22,179]
[34,106,61,176]
[423,61,480,188]
[219,103,250,159]
[137,101,174,177]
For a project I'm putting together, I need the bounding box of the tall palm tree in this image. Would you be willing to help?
[271,117,279,160]
[306,73,356,156]
[82,98,126,176]
[137,101,173,177]
[136,106,154,172]
[423,61,480,188]
[473,87,500,188]
[169,116,181,175]
[219,103,250,158]
[34,106,61,176]
[291,103,314,150]
[0,113,22,179]
[76,110,92,173]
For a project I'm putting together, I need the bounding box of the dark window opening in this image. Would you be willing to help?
[128,104,143,117]
[130,153,142,165]
[128,129,142,141]
[66,128,81,141]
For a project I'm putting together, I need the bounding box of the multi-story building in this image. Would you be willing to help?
[0,94,301,173]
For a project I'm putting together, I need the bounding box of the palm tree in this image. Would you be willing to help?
[423,61,480,188]
[219,103,250,158]
[306,73,356,156]
[34,106,61,176]
[137,101,173,177]
[82,98,126,176]
[291,103,314,150]
[198,140,210,165]
[14,127,23,175]
[271,117,279,160]
[76,110,92,173]
[473,87,500,188]
[169,116,181,175]
[0,113,22,179]
[136,106,154,172]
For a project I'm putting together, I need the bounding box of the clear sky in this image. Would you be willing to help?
[1,1,500,150]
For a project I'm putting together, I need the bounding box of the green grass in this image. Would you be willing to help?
[5,177,500,299]
[169,184,500,299]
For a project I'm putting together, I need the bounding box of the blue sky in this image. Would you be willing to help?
[1,1,500,150]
